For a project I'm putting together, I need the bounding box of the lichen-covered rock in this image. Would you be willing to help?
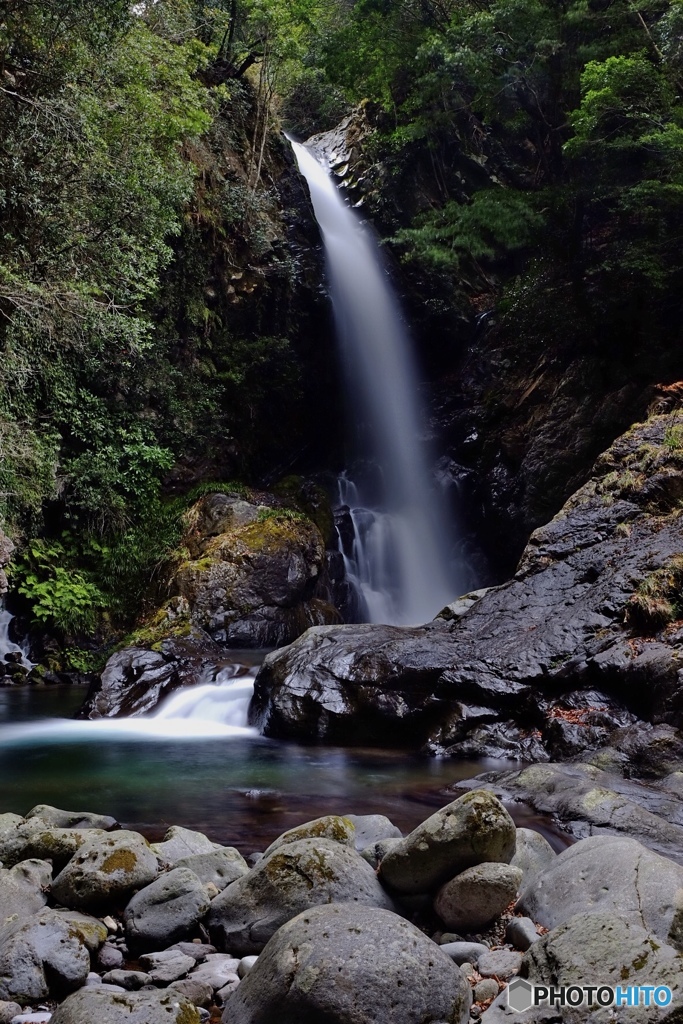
[51,830,158,912]
[170,492,341,648]
[0,859,51,929]
[519,835,683,950]
[0,820,104,869]
[50,988,201,1024]
[481,913,683,1022]
[124,867,210,952]
[175,849,248,891]
[379,790,517,894]
[262,814,356,856]
[25,805,118,830]
[208,837,399,955]
[434,862,523,931]
[0,909,102,1002]
[222,903,472,1024]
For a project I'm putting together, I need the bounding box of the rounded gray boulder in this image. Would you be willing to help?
[51,830,158,912]
[223,903,472,1024]
[380,790,516,894]
[124,866,210,952]
[50,988,201,1024]
[208,837,399,955]
[434,862,523,931]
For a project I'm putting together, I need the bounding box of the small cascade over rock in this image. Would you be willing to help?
[0,602,32,670]
[290,139,462,625]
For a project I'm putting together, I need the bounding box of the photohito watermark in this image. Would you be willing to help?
[507,977,673,1013]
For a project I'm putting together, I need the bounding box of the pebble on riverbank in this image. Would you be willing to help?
[1,796,682,1023]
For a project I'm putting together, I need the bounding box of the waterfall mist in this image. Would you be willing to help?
[291,140,461,625]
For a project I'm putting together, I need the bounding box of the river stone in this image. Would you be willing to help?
[0,816,22,831]
[0,859,51,928]
[189,954,241,991]
[510,828,557,888]
[50,988,201,1024]
[151,826,219,866]
[0,821,103,869]
[175,849,248,890]
[97,943,123,970]
[138,950,196,984]
[435,862,523,932]
[238,955,258,978]
[481,913,683,1022]
[262,815,356,856]
[506,916,539,951]
[168,978,213,1007]
[380,791,516,894]
[55,910,108,950]
[344,813,402,850]
[0,1003,21,1024]
[25,805,118,830]
[102,970,149,990]
[439,942,489,966]
[208,837,399,955]
[223,903,471,1024]
[477,949,523,981]
[169,941,217,961]
[0,909,94,1001]
[124,867,210,952]
[51,830,158,911]
[518,835,683,950]
[360,836,402,868]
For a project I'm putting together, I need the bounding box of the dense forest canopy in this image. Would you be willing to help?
[1,0,682,655]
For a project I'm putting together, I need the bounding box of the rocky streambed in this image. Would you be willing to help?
[1,792,682,1024]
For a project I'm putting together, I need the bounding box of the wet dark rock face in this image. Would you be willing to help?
[251,413,683,761]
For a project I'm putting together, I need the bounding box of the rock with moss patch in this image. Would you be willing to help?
[169,492,341,648]
[0,820,104,869]
[379,791,516,895]
[481,913,683,1022]
[0,908,103,1002]
[262,815,356,856]
[50,987,201,1024]
[519,835,683,950]
[223,903,471,1024]
[124,867,211,952]
[51,830,158,912]
[208,837,399,955]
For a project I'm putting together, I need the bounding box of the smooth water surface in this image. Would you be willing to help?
[0,681,569,854]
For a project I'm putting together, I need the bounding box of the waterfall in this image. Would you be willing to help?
[291,140,459,625]
[0,603,32,668]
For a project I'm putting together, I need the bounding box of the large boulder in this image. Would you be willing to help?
[0,820,104,869]
[250,414,683,753]
[223,903,472,1024]
[25,804,118,830]
[0,909,104,1002]
[262,814,356,856]
[169,492,340,648]
[519,835,683,950]
[208,837,399,955]
[152,826,220,866]
[510,828,557,889]
[50,988,200,1024]
[175,849,249,891]
[0,859,51,929]
[379,791,517,894]
[124,867,210,952]
[51,830,159,911]
[482,913,683,1022]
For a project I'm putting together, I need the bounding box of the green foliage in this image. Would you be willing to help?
[14,539,105,635]
[256,506,306,523]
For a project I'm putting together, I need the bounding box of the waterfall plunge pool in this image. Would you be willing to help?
[0,661,570,855]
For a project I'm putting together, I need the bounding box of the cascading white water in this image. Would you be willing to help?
[291,140,459,625]
[0,603,32,668]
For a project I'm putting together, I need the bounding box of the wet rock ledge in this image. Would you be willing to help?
[1,794,682,1024]
[251,411,683,762]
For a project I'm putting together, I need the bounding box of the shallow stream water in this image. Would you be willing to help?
[0,669,571,855]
